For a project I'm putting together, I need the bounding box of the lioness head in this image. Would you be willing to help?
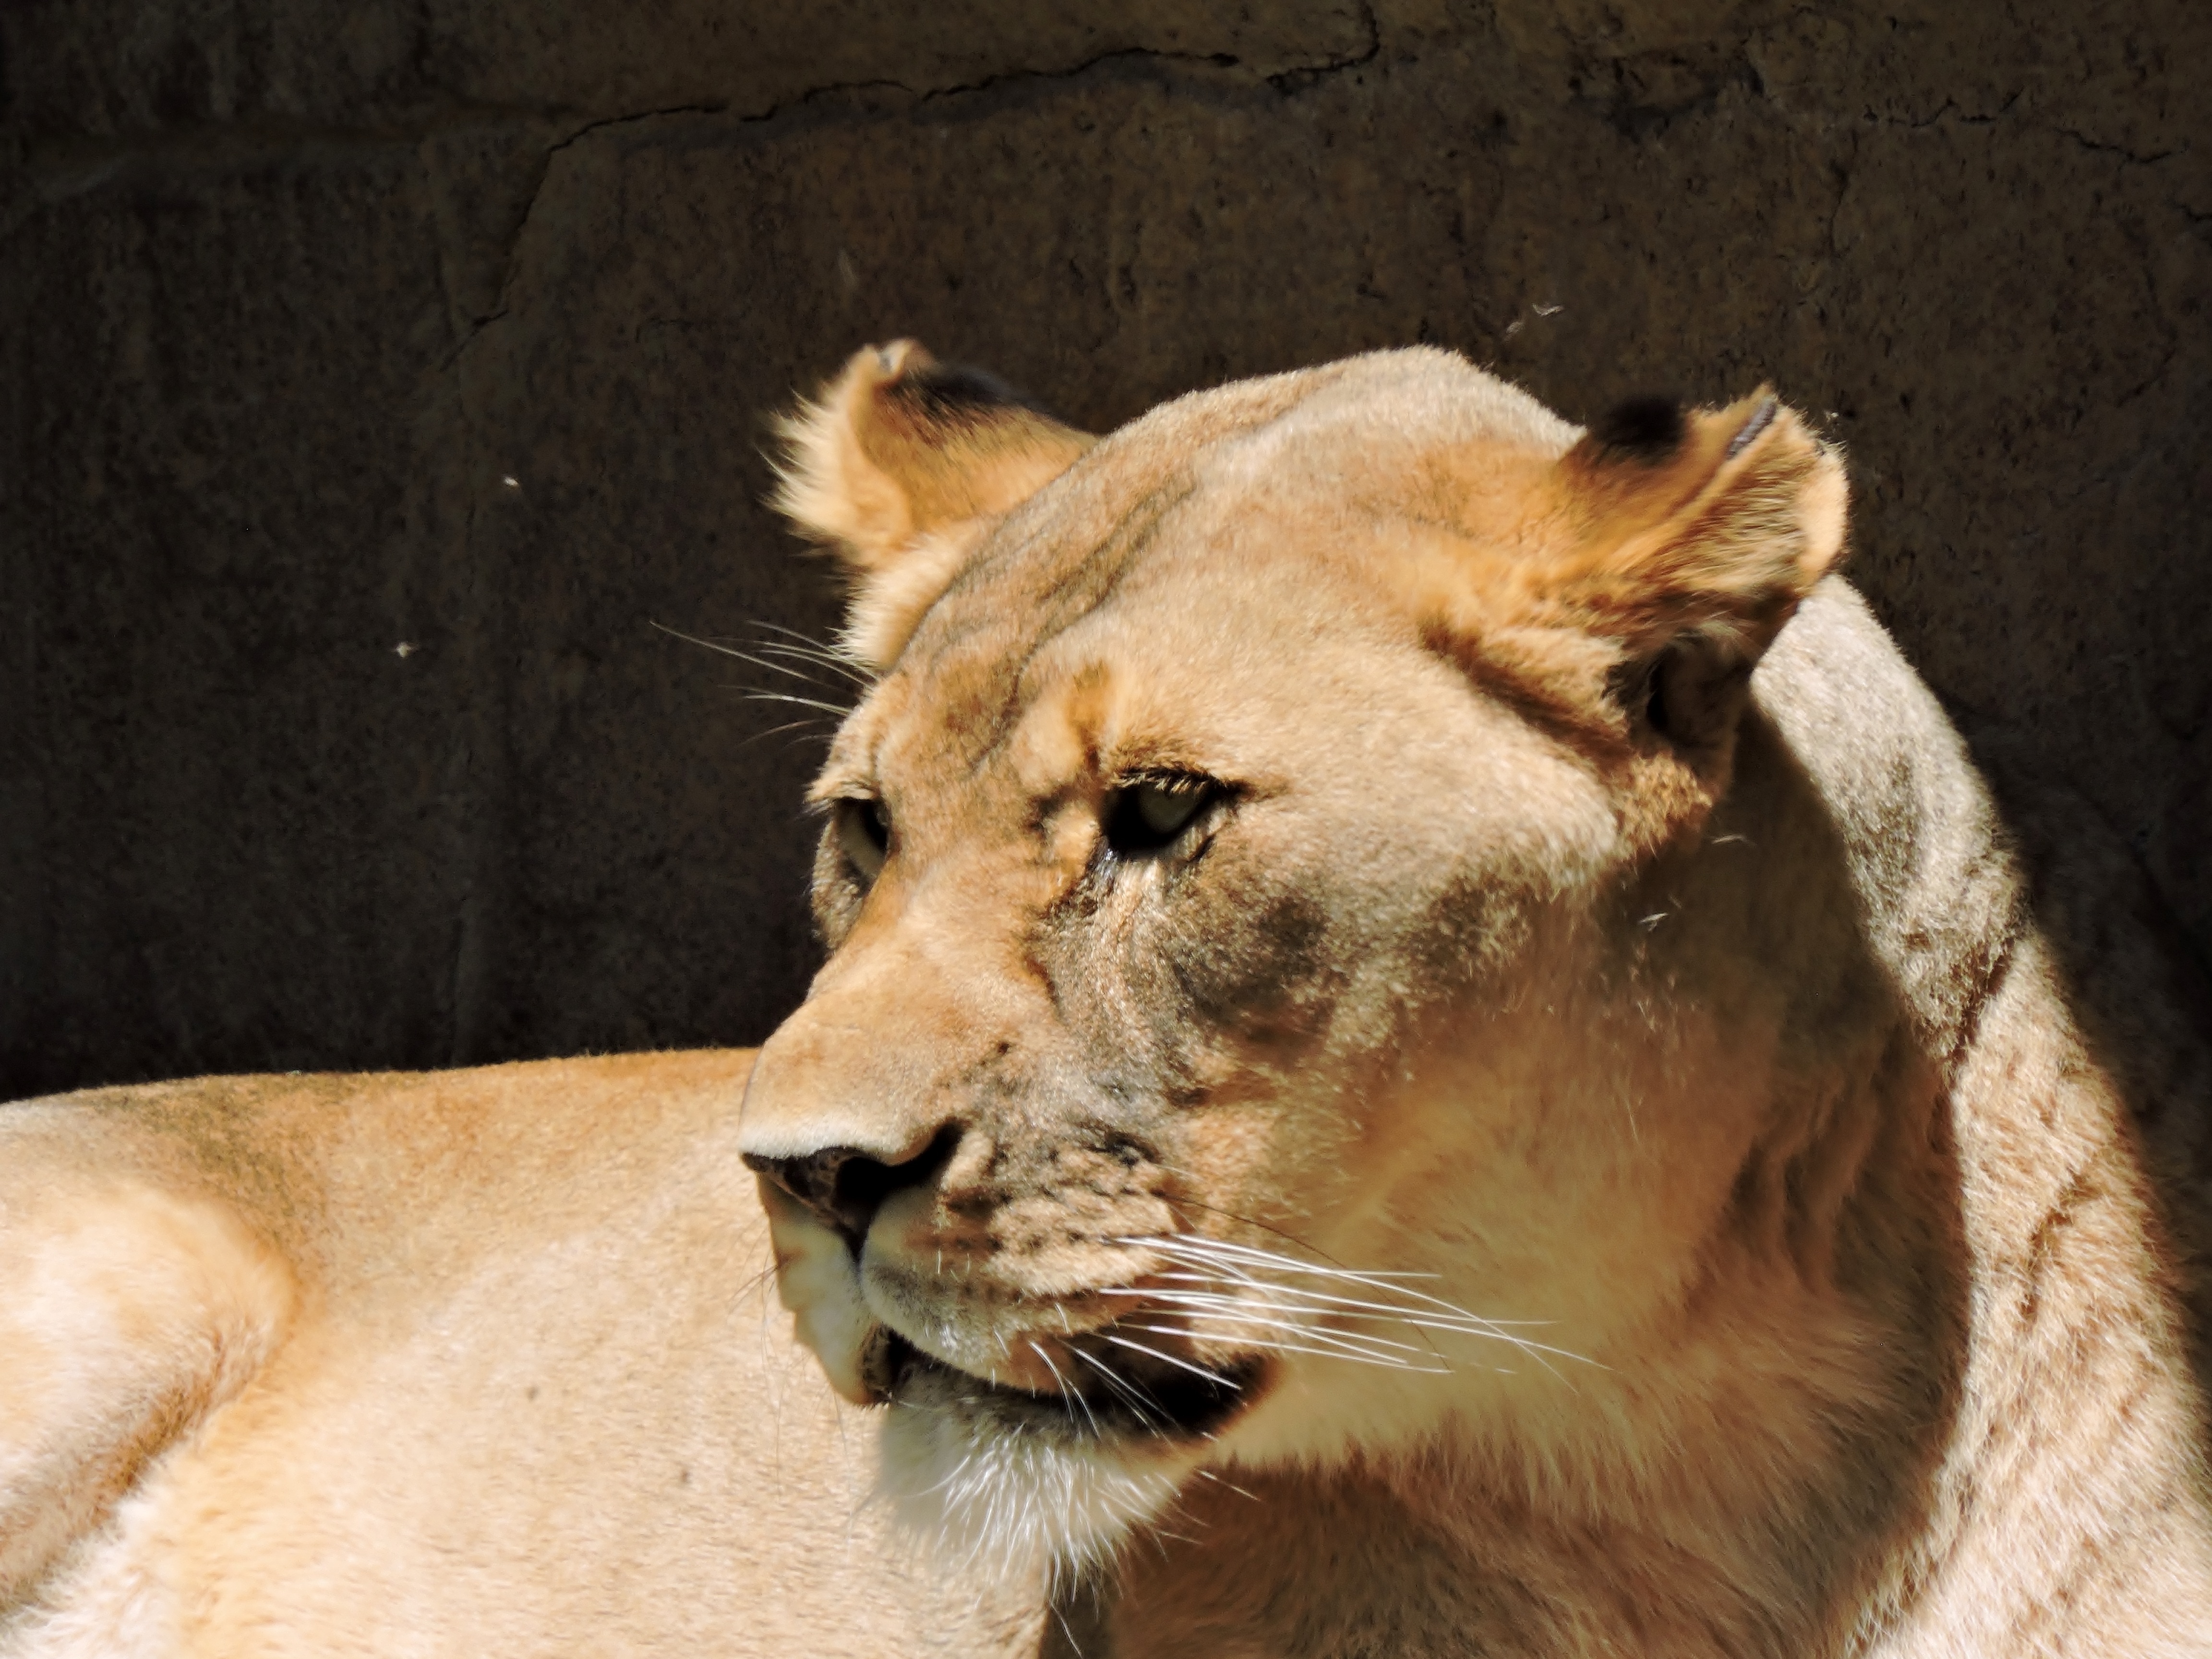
[738,342,1848,1578]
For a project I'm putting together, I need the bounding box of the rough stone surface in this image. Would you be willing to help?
[3,0,2207,1095]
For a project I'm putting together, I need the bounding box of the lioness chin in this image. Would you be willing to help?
[4,342,2210,1659]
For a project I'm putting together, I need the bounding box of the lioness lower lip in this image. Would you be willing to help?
[891,1337,1264,1444]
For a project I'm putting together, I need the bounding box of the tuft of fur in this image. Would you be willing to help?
[1541,387,1848,657]
[878,1365,1193,1595]
[770,341,1094,667]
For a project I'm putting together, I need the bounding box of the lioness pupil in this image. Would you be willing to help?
[838,798,890,880]
[1106,777,1211,856]
[1138,784,1198,835]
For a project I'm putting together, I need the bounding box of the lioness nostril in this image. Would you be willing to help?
[745,1125,961,1244]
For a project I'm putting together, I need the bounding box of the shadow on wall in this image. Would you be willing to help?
[2,0,2206,1095]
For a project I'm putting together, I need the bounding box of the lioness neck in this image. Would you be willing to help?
[1091,584,2212,1657]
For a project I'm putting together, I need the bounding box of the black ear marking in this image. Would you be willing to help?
[1725,395,1779,458]
[1588,395,1686,465]
[889,360,1046,426]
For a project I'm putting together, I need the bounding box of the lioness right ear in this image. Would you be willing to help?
[1544,390,1848,759]
[772,341,1094,667]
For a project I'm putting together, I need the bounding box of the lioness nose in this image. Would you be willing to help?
[743,1127,957,1244]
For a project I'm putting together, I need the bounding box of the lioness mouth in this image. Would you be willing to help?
[878,1325,1267,1444]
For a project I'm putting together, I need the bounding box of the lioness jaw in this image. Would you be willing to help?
[4,345,2210,1658]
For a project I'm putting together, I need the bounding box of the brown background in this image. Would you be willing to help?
[2,0,2205,1098]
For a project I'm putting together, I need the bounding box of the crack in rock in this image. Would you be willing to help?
[463,16,1387,359]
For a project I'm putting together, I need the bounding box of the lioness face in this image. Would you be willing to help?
[739,346,1844,1574]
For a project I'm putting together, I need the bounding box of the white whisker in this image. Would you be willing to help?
[1149,1272,1556,1329]
[1121,1234,1599,1372]
[1128,1323,1448,1374]
[746,636,873,687]
[739,717,837,746]
[741,689,855,717]
[682,637,841,689]
[652,622,859,717]
[1124,1297,1437,1358]
[1161,1282,1534,1346]
[1098,1333,1240,1391]
[1071,1348,1166,1435]
[1128,1311,1437,1364]
[751,619,874,681]
[1125,1303,1430,1362]
[1030,1342,1103,1440]
[1193,1469,1261,1503]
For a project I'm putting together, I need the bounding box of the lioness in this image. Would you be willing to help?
[6,343,2211,1657]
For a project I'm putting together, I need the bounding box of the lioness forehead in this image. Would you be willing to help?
[833,349,1581,783]
[940,347,1580,641]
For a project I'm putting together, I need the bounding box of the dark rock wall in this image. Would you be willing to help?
[3,1,2206,1095]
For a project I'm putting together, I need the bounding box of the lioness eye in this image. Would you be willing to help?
[836,796,890,881]
[1104,775,1217,857]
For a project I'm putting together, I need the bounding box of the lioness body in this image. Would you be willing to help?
[0,1054,1043,1657]
[6,344,2212,1657]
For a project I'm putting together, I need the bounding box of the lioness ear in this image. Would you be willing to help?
[1549,389,1848,755]
[772,341,1094,667]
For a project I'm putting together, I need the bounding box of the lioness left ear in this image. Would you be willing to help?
[773,341,1094,668]
[1552,389,1848,757]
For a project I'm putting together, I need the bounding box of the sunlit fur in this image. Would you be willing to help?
[0,1058,1048,1658]
[878,1361,1191,1593]
[745,342,2212,1654]
[771,339,1094,667]
[871,1231,1593,1592]
[6,343,2211,1659]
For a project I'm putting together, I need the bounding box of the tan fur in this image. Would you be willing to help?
[6,345,2209,1658]
[772,340,1094,667]
[0,1058,1045,1657]
[743,345,2212,1653]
